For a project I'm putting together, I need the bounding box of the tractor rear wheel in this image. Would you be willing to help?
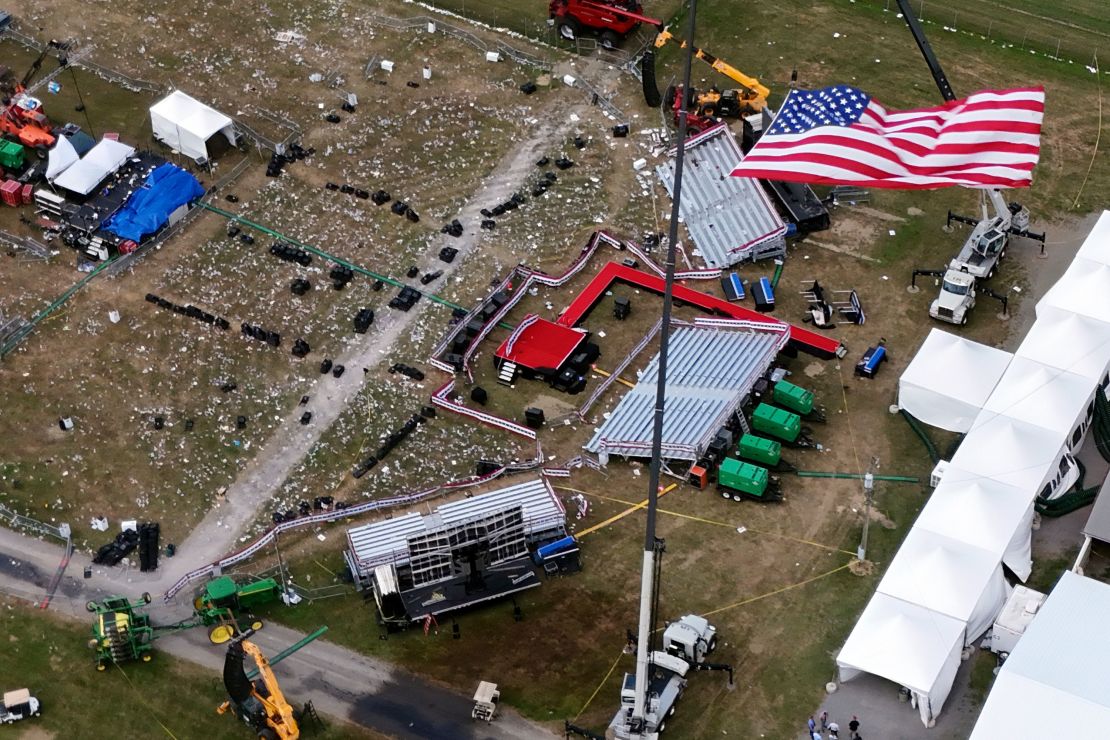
[558,18,578,41]
[258,729,279,740]
[599,30,618,50]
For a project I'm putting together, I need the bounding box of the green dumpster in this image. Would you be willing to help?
[752,403,801,443]
[0,139,24,171]
[773,380,814,415]
[737,434,781,467]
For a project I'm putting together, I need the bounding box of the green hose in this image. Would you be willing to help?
[0,257,118,358]
[1036,457,1100,517]
[899,410,940,464]
[1094,392,1110,464]
[795,471,920,483]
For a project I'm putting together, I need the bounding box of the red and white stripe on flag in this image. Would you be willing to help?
[730,87,1044,190]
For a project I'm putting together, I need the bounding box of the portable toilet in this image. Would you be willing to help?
[737,434,781,467]
[751,403,801,443]
[773,380,814,415]
[717,458,770,500]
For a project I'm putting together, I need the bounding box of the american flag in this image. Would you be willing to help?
[729,85,1044,189]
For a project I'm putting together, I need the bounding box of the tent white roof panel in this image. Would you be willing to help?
[45,134,79,181]
[1037,257,1110,324]
[1073,211,1110,266]
[1016,305,1110,384]
[837,593,964,726]
[898,329,1012,433]
[914,471,1034,580]
[876,527,1008,640]
[947,413,1066,491]
[970,572,1110,739]
[980,356,1093,440]
[149,90,237,161]
[52,138,135,195]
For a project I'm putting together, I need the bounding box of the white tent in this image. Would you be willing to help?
[837,593,965,727]
[1016,305,1110,385]
[1072,210,1110,265]
[1037,257,1110,324]
[150,90,237,161]
[876,528,1009,643]
[914,471,1035,580]
[898,328,1013,433]
[970,571,1110,739]
[948,413,1066,492]
[53,138,136,195]
[981,356,1094,445]
[45,134,79,181]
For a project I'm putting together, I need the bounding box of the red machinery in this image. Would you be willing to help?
[548,0,661,49]
[0,40,69,153]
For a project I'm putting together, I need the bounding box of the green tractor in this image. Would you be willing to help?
[194,576,281,625]
[87,577,282,670]
[86,594,158,670]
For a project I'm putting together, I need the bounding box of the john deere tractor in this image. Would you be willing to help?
[86,594,157,670]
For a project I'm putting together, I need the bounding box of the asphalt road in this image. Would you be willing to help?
[0,526,552,738]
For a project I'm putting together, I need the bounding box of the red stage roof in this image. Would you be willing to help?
[496,314,587,371]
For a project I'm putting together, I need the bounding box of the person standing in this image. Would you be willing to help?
[848,715,860,740]
[820,711,829,731]
[808,717,817,736]
[828,720,840,739]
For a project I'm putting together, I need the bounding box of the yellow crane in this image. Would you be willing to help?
[217,626,300,740]
[648,29,770,120]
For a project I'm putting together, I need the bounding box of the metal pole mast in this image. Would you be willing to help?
[631,0,699,732]
[857,458,877,561]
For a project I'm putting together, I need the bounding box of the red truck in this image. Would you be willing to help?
[548,0,661,49]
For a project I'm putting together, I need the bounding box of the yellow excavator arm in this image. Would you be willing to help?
[654,29,770,103]
[241,641,299,739]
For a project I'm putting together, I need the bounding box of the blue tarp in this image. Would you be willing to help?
[103,163,204,242]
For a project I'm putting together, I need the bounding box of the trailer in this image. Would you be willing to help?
[751,403,800,443]
[717,458,782,502]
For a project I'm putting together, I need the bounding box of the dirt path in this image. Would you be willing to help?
[0,526,554,738]
[121,104,585,593]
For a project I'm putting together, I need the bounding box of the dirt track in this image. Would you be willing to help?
[149,103,584,593]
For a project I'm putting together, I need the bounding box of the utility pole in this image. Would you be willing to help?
[857,458,878,562]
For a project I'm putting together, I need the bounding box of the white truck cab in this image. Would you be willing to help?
[662,614,717,664]
[930,269,976,325]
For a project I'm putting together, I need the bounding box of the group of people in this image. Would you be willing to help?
[807,712,861,740]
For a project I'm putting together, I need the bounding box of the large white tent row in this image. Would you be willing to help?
[839,210,1110,728]
[970,571,1110,739]
[149,90,237,162]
